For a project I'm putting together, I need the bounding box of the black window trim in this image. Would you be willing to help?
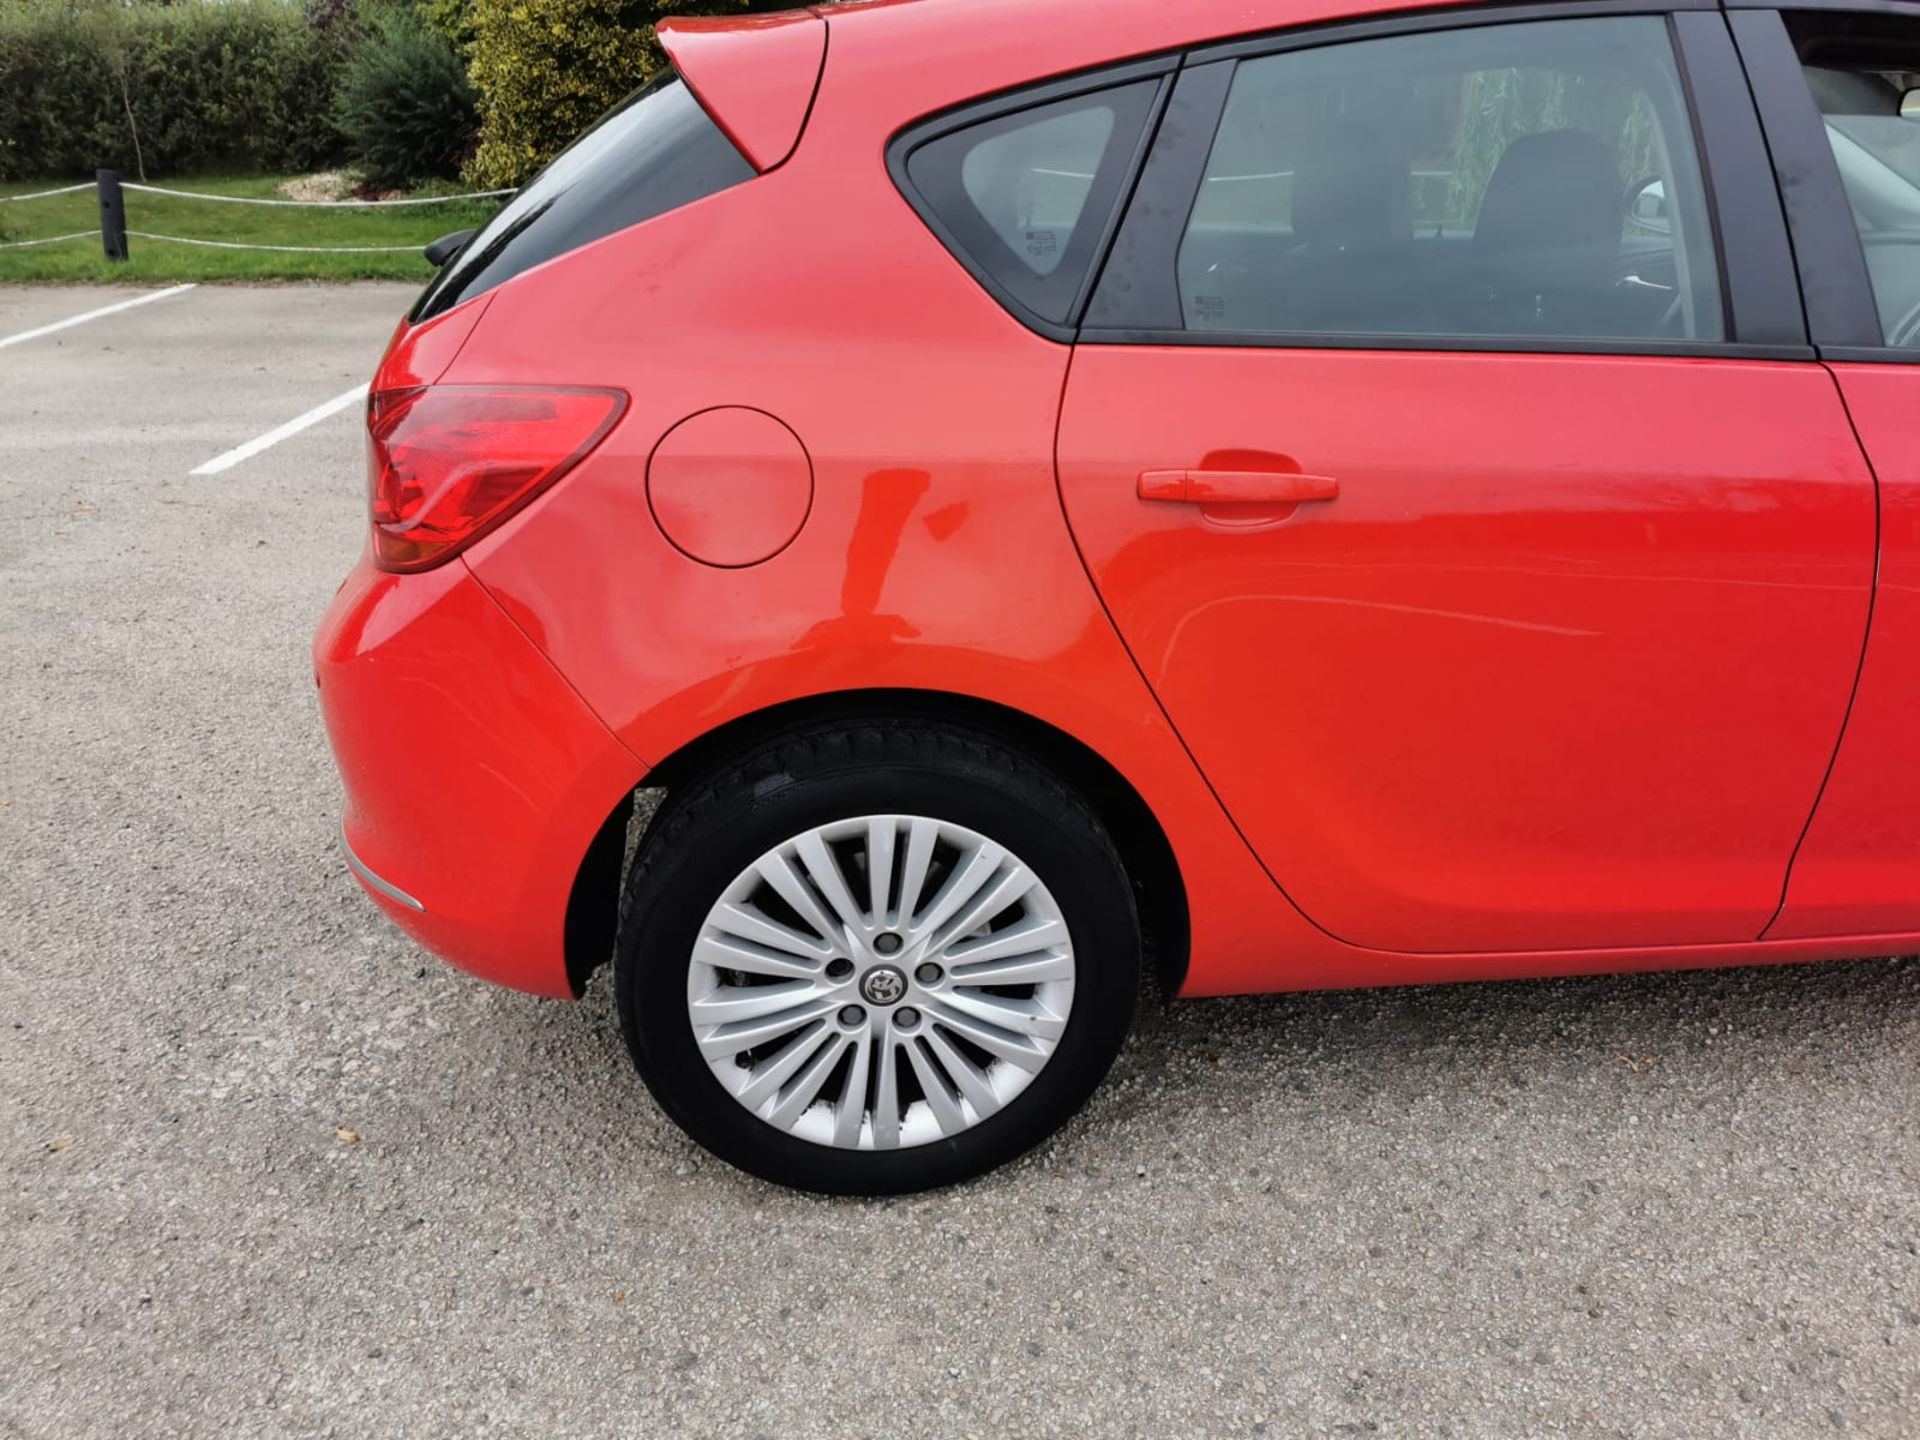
[1728,4,1920,363]
[1081,0,1814,360]
[885,57,1179,343]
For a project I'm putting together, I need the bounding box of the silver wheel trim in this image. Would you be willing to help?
[686,814,1077,1151]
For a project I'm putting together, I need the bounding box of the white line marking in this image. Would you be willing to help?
[191,383,370,476]
[0,283,196,351]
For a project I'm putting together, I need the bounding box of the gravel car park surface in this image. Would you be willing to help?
[2,283,1917,1439]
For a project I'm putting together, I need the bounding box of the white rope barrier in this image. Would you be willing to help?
[0,183,93,204]
[0,179,497,254]
[0,230,96,249]
[125,230,423,253]
[122,183,511,207]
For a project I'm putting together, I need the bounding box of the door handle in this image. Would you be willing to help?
[1138,469,1341,504]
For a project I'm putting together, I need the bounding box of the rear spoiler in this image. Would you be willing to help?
[656,12,827,173]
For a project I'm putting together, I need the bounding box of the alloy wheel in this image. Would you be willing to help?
[686,814,1077,1150]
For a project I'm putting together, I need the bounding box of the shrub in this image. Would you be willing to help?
[0,0,350,182]
[419,0,477,51]
[464,0,800,190]
[335,4,477,190]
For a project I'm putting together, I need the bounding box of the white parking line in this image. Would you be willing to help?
[0,283,197,351]
[190,382,370,476]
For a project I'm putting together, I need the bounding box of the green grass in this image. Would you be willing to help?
[0,174,503,283]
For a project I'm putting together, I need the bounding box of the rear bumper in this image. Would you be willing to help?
[313,554,647,998]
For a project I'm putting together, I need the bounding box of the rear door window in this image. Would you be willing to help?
[895,79,1165,330]
[414,75,754,322]
[1175,17,1724,343]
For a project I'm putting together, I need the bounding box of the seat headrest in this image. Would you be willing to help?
[1473,129,1622,292]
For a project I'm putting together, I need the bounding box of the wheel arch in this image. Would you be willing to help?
[564,687,1191,1000]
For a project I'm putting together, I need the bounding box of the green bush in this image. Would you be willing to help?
[464,0,800,189]
[0,0,350,182]
[418,0,477,51]
[335,4,477,190]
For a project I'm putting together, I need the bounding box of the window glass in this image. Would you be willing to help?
[414,75,753,323]
[959,106,1117,278]
[1178,18,1724,342]
[1790,20,1920,348]
[905,81,1161,325]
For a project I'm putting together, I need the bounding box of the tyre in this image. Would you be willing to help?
[615,720,1141,1194]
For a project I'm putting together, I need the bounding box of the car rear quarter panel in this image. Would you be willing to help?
[449,11,1350,999]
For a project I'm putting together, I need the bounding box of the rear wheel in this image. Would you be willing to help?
[615,721,1140,1194]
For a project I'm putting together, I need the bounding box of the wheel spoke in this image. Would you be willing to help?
[833,1028,874,1148]
[754,850,842,944]
[921,1026,1003,1122]
[736,1020,835,1111]
[696,995,839,1061]
[946,950,1075,987]
[709,902,835,961]
[931,861,1037,949]
[696,935,825,983]
[926,1004,1051,1074]
[938,987,1068,1041]
[897,818,939,923]
[912,841,1006,941]
[689,979,822,1026]
[905,1035,968,1136]
[942,915,1067,965]
[865,817,897,924]
[795,830,870,937]
[871,1038,903,1149]
[767,1032,849,1130]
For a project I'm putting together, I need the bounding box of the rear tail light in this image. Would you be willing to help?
[367,385,627,572]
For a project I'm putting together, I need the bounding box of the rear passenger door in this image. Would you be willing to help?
[1731,5,1920,937]
[1055,9,1879,954]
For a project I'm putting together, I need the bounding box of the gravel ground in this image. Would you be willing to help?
[2,284,1916,1440]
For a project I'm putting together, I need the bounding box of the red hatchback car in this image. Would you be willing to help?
[317,0,1920,1192]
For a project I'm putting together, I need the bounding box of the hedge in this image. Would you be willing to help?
[0,1,350,182]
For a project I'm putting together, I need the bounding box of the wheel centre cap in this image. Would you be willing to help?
[859,965,908,1007]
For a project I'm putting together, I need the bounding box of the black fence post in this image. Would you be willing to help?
[96,169,128,262]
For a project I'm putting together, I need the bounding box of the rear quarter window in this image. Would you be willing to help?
[893,78,1166,331]
[414,75,754,322]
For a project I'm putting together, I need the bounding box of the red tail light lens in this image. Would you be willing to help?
[367,385,627,572]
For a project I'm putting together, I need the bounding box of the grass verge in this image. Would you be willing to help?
[0,174,502,283]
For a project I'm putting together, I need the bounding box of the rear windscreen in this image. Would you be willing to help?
[413,75,754,322]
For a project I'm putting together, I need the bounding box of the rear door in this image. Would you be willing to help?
[1732,6,1920,937]
[1056,8,1878,954]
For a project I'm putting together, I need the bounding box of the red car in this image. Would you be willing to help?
[316,0,1920,1192]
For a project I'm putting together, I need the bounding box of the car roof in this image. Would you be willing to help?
[810,0,1494,119]
[814,0,1492,55]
